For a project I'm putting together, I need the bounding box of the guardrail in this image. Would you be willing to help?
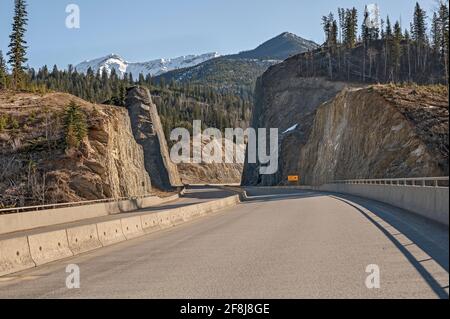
[0,194,156,215]
[333,177,449,187]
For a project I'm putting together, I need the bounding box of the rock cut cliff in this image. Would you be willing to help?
[242,56,449,186]
[125,86,182,190]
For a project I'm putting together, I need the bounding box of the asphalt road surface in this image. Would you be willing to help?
[0,188,448,299]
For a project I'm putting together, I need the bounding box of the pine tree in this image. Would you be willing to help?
[362,7,371,46]
[412,2,427,44]
[383,16,393,80]
[439,2,449,82]
[404,28,412,81]
[7,0,28,90]
[412,2,428,73]
[431,12,441,53]
[322,13,337,51]
[392,21,403,81]
[0,51,7,89]
[343,8,358,49]
[64,101,88,149]
[386,16,393,39]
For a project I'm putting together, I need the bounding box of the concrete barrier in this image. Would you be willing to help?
[0,237,35,277]
[243,184,448,226]
[319,184,449,226]
[97,220,126,246]
[0,195,241,277]
[157,211,175,229]
[169,208,185,226]
[140,213,162,233]
[28,230,73,266]
[67,224,102,255]
[0,195,179,236]
[121,216,144,239]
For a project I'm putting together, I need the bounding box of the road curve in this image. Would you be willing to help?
[0,188,448,299]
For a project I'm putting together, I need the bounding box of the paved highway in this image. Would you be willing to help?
[0,188,448,299]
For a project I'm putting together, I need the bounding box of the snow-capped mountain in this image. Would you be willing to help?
[75,52,221,78]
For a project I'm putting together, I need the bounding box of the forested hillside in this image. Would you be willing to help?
[22,66,252,140]
[153,57,275,99]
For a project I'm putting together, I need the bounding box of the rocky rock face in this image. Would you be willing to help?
[0,92,152,207]
[299,86,449,185]
[242,72,350,185]
[177,137,245,185]
[125,87,182,190]
[242,57,449,186]
[178,162,243,185]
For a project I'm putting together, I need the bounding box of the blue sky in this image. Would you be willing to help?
[0,0,438,69]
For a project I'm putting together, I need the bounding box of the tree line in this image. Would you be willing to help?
[317,1,449,84]
[25,64,251,138]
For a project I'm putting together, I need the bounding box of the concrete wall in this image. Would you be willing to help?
[318,184,449,226]
[0,195,179,236]
[0,195,240,277]
[241,184,449,226]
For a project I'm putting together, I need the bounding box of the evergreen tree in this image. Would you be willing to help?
[0,51,7,89]
[64,101,88,149]
[343,8,358,48]
[438,2,449,82]
[362,7,371,45]
[431,12,442,53]
[322,13,337,51]
[7,0,28,90]
[386,16,393,39]
[412,2,427,44]
[391,21,403,80]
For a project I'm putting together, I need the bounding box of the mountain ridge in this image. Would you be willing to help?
[75,52,220,79]
[74,32,319,83]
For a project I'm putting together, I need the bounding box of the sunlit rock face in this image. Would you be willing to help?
[126,86,182,191]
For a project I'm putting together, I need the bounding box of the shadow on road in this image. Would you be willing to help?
[330,194,449,299]
[239,188,448,299]
[182,187,235,200]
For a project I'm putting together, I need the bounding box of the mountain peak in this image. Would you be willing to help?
[234,32,319,61]
[279,31,295,37]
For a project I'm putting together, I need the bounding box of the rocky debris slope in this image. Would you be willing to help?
[125,86,182,190]
[177,136,244,185]
[242,57,449,186]
[0,91,152,207]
